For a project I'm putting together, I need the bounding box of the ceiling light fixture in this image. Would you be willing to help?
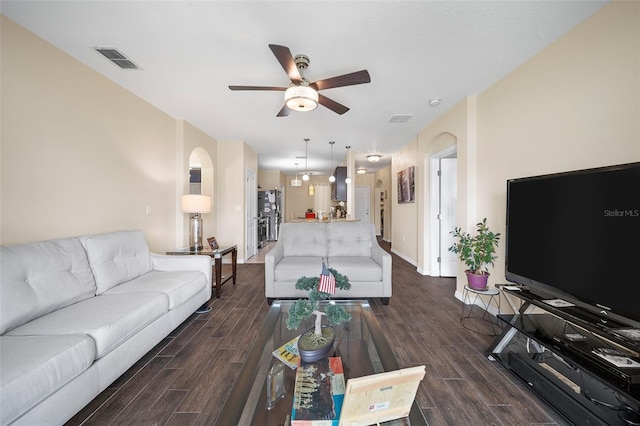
[285,85,318,112]
[302,138,310,181]
[356,168,367,174]
[308,173,314,196]
[367,154,381,163]
[291,162,302,187]
[345,146,352,184]
[428,98,441,106]
[328,141,336,183]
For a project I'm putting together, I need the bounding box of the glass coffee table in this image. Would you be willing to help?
[216,300,428,425]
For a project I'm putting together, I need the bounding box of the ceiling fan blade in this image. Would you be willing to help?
[228,85,287,91]
[318,94,350,115]
[310,70,371,91]
[276,105,291,117]
[269,44,302,84]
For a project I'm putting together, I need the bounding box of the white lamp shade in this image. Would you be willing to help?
[181,194,211,213]
[285,86,318,111]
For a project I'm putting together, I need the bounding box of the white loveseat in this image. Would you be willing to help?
[265,221,391,304]
[0,230,212,426]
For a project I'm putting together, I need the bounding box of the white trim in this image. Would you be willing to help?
[390,248,417,267]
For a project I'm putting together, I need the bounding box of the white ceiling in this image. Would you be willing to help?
[1,1,608,176]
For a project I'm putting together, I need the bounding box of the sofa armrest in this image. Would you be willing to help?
[264,242,284,298]
[150,253,212,295]
[371,243,392,297]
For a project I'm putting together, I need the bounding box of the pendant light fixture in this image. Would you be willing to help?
[328,141,336,183]
[308,173,315,196]
[345,146,352,184]
[302,138,310,181]
[291,162,302,187]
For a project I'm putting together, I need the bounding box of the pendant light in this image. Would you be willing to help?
[328,141,336,183]
[308,173,315,196]
[345,146,352,184]
[302,138,310,181]
[291,162,302,187]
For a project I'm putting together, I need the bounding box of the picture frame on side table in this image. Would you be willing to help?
[207,236,219,250]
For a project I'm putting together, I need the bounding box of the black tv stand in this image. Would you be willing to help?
[488,288,640,425]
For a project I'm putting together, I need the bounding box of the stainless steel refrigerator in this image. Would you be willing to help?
[258,189,281,242]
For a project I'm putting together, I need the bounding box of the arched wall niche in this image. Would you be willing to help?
[186,147,214,246]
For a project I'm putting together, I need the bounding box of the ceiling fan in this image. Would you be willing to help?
[229,44,371,117]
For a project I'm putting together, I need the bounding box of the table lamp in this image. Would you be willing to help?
[181,194,211,251]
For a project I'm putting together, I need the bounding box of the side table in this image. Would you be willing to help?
[166,245,237,299]
[460,285,501,336]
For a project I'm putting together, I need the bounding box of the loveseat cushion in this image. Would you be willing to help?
[104,270,207,309]
[281,223,329,257]
[6,292,168,359]
[0,238,96,335]
[80,230,153,294]
[328,257,383,282]
[327,222,373,257]
[274,256,325,282]
[0,334,95,426]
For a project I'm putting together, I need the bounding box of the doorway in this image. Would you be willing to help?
[429,145,457,277]
[355,187,370,223]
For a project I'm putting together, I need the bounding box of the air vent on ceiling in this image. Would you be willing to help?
[93,47,140,70]
[389,114,413,123]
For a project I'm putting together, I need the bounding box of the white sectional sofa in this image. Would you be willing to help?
[265,221,391,304]
[0,230,212,426]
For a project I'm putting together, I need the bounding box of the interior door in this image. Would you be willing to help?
[355,187,370,223]
[439,158,457,276]
[246,168,257,260]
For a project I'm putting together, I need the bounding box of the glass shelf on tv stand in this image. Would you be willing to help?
[491,289,640,398]
[499,287,640,354]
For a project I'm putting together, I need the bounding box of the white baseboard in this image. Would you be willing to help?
[390,248,417,267]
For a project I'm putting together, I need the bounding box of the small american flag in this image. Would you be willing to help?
[318,262,336,295]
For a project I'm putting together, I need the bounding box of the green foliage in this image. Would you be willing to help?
[449,218,501,275]
[286,267,352,332]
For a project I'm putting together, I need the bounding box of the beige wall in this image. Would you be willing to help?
[0,16,251,254]
[258,170,284,191]
[284,175,322,221]
[403,2,640,297]
[391,137,419,263]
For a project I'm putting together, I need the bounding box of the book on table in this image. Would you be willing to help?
[291,356,345,425]
[272,335,301,370]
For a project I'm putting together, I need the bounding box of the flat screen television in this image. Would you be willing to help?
[505,162,640,328]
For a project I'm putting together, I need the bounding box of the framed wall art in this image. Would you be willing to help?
[397,166,415,203]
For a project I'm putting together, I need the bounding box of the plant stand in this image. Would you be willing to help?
[460,285,502,336]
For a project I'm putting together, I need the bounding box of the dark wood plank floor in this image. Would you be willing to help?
[67,241,569,426]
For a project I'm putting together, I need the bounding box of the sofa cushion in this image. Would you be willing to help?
[0,334,95,426]
[328,257,383,282]
[281,223,329,257]
[327,222,373,257]
[6,292,168,359]
[104,270,207,309]
[275,256,325,282]
[80,230,153,294]
[0,238,96,334]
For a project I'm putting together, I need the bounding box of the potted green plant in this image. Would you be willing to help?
[449,218,501,290]
[287,263,351,362]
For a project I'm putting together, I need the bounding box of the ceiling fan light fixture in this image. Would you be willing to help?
[285,86,318,111]
[367,154,381,162]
